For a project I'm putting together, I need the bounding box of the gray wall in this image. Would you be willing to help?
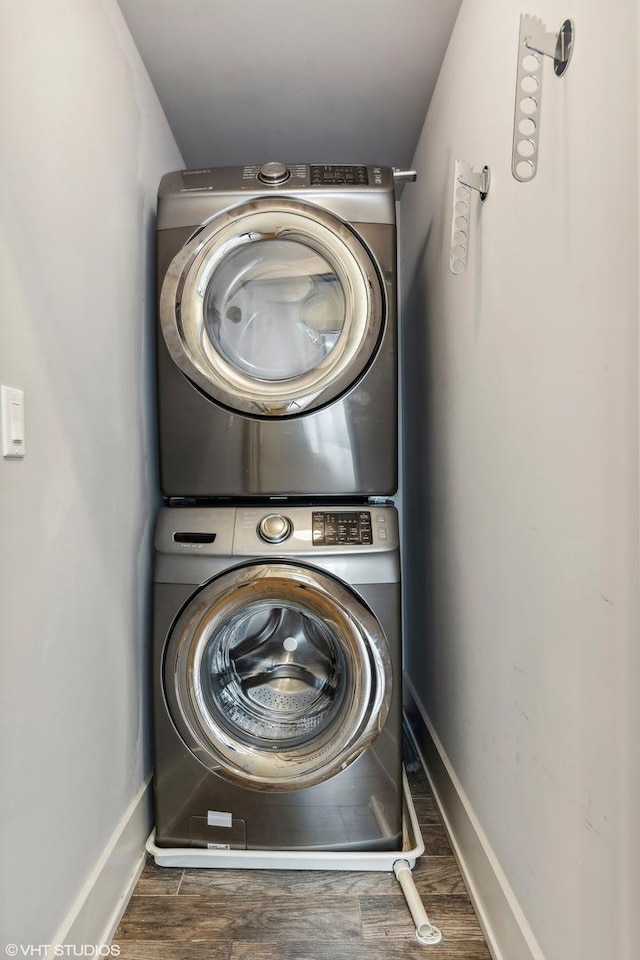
[0,0,182,947]
[116,0,462,169]
[401,1,639,958]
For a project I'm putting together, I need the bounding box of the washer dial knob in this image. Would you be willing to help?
[258,514,293,543]
[257,161,291,185]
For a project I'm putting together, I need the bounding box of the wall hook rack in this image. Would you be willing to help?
[524,16,574,76]
[449,161,490,275]
[457,165,491,202]
[511,15,575,182]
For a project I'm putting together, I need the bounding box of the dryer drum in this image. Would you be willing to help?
[163,562,392,792]
[159,198,385,417]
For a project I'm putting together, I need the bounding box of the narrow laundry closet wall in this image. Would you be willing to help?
[401,2,640,959]
[0,0,181,947]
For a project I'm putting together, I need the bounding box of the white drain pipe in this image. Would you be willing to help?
[393,859,443,946]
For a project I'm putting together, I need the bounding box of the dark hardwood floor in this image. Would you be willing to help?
[114,765,492,959]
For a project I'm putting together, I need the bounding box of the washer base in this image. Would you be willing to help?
[148,771,422,871]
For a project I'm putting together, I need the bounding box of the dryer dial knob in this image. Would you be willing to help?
[258,514,293,543]
[257,161,291,185]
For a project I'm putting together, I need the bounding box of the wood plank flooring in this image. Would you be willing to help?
[113,765,492,959]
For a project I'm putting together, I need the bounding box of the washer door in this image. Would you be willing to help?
[159,198,385,417]
[163,562,392,791]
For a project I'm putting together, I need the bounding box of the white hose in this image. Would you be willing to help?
[393,859,443,945]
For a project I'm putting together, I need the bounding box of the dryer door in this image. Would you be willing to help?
[159,198,385,417]
[163,562,392,791]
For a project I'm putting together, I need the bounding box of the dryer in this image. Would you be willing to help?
[156,163,397,498]
[153,504,402,851]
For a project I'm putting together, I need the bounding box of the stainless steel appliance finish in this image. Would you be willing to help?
[153,504,402,851]
[156,163,398,498]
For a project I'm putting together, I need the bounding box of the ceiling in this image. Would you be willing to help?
[116,0,461,170]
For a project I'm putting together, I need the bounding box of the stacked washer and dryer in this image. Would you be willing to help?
[152,162,403,853]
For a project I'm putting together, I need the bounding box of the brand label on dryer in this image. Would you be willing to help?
[179,169,215,191]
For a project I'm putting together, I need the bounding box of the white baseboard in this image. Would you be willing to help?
[48,777,152,955]
[403,676,545,960]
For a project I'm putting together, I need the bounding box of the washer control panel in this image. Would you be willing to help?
[312,511,372,546]
[156,505,398,556]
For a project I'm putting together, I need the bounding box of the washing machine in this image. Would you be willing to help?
[156,163,397,499]
[152,503,402,851]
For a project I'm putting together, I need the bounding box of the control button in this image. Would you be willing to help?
[257,161,291,185]
[376,514,386,523]
[258,513,293,543]
[378,529,388,540]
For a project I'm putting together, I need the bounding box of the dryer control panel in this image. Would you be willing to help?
[309,165,369,186]
[170,164,390,194]
[242,163,385,188]
[157,164,396,231]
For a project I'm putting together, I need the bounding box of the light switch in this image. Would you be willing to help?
[2,386,26,458]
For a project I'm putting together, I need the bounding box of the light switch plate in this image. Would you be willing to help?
[1,385,26,458]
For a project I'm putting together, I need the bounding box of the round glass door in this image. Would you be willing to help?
[202,238,345,382]
[160,198,385,417]
[163,562,392,791]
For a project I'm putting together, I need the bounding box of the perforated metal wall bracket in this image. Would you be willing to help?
[512,15,575,182]
[458,165,491,201]
[449,161,490,275]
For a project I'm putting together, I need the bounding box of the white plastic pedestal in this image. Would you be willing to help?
[147,770,443,946]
